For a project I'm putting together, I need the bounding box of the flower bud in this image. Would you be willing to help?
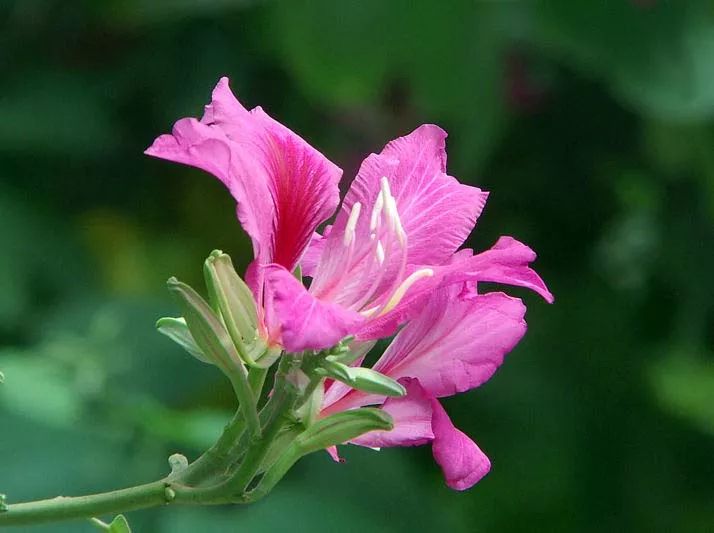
[166,277,239,373]
[203,251,277,367]
[156,317,212,365]
[317,360,406,397]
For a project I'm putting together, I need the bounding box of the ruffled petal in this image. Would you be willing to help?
[265,264,364,352]
[146,77,342,271]
[455,236,554,303]
[344,125,488,267]
[310,125,487,308]
[431,399,490,491]
[372,287,527,397]
[355,236,551,341]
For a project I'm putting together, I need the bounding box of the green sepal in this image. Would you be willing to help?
[156,317,212,365]
[316,360,406,397]
[245,408,393,502]
[166,277,260,436]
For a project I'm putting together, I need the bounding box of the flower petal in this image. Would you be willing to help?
[309,125,487,308]
[343,124,488,267]
[371,287,527,397]
[146,77,342,271]
[456,236,554,303]
[265,265,364,352]
[350,378,434,448]
[431,399,490,491]
[355,236,551,341]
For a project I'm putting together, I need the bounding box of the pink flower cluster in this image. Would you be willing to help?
[146,77,552,490]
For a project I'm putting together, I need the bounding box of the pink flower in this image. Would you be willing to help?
[320,284,527,490]
[264,124,552,351]
[146,77,553,491]
[146,76,552,354]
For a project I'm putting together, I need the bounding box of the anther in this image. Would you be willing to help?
[343,202,362,247]
[375,240,385,264]
[370,192,384,231]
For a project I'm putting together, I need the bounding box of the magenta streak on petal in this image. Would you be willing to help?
[145,77,342,272]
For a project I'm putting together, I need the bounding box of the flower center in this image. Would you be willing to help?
[342,177,431,317]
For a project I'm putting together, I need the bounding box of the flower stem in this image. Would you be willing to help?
[0,481,173,527]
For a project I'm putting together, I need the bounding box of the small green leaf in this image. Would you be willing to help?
[107,515,132,533]
[156,317,212,365]
[90,514,131,532]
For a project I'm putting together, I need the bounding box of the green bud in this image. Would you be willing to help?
[204,250,278,368]
[342,367,407,397]
[0,493,7,513]
[316,360,406,397]
[325,339,375,365]
[156,317,212,365]
[166,277,260,436]
[247,408,393,502]
[315,359,352,382]
[168,453,189,475]
[166,278,238,372]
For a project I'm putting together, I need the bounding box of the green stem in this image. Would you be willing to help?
[190,355,301,502]
[0,481,173,527]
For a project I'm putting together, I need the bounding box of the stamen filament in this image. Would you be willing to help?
[378,268,434,315]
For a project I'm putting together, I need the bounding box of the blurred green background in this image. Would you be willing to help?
[1,1,713,531]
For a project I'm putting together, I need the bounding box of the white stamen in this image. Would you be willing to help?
[370,192,384,231]
[375,240,385,264]
[386,195,406,246]
[343,202,362,247]
[378,268,434,315]
[380,176,392,199]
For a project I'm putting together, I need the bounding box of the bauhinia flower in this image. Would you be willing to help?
[320,283,528,490]
[0,77,553,532]
[145,76,552,491]
[145,77,552,355]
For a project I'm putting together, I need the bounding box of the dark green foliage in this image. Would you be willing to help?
[1,1,712,531]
